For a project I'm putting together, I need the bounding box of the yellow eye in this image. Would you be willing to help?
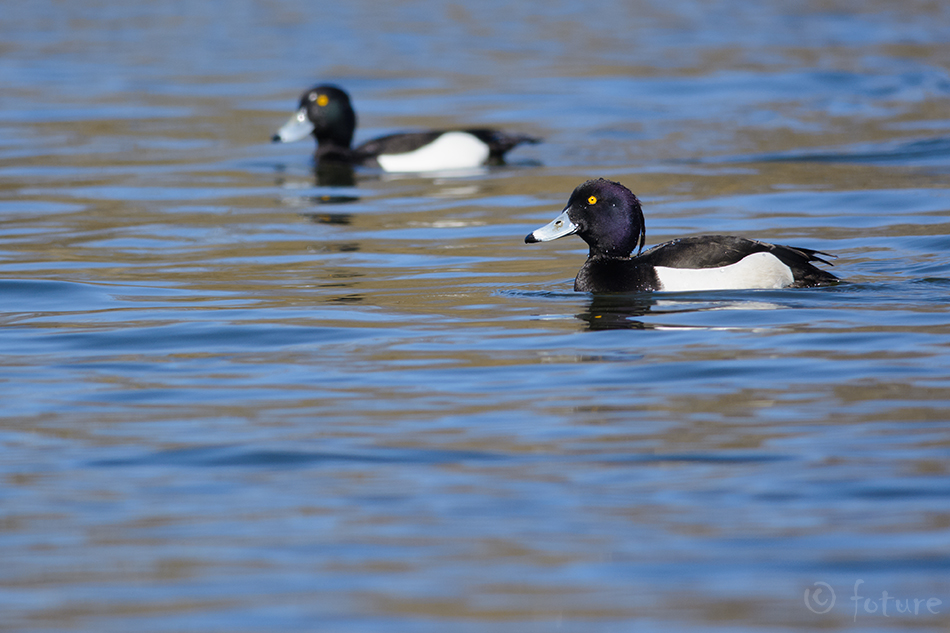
[316,94,329,107]
[588,195,597,205]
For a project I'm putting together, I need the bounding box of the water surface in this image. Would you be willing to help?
[2,1,950,631]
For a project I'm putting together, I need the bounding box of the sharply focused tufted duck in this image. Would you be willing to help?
[525,179,839,293]
[272,84,540,172]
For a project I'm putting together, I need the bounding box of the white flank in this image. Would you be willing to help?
[654,251,795,291]
[376,132,491,172]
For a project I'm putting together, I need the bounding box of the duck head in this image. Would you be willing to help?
[525,178,646,258]
[273,84,356,149]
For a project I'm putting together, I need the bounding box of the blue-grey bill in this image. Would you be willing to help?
[273,108,314,143]
[525,209,578,243]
